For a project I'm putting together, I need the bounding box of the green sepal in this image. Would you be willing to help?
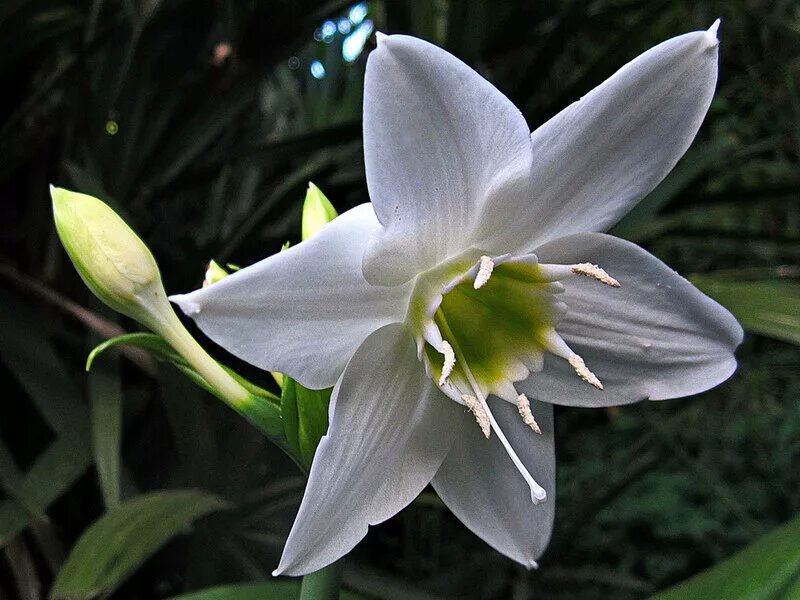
[280,377,332,472]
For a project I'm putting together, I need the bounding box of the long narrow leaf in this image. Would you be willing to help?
[0,291,87,432]
[50,490,228,600]
[0,423,93,546]
[691,277,800,346]
[88,352,122,509]
[650,514,800,600]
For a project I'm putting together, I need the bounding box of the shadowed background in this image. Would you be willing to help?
[1,1,799,599]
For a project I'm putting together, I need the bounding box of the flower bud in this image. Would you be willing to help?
[203,260,230,287]
[51,186,171,329]
[301,182,338,241]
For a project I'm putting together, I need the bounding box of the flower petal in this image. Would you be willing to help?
[520,232,743,407]
[432,397,555,568]
[274,323,459,576]
[361,33,533,286]
[478,23,720,253]
[169,204,411,390]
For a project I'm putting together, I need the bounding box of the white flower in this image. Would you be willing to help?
[170,21,742,575]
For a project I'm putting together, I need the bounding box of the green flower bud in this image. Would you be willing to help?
[301,182,338,241]
[51,186,173,331]
[52,185,257,409]
[203,260,230,286]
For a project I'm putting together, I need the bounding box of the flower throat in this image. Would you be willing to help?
[407,250,620,503]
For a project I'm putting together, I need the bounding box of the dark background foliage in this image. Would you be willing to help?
[1,1,798,599]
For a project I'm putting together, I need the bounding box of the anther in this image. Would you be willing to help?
[473,255,494,289]
[516,394,541,434]
[572,263,620,287]
[439,340,456,386]
[568,354,604,390]
[461,394,490,438]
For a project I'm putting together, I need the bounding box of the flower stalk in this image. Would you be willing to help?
[51,186,280,432]
[299,560,342,600]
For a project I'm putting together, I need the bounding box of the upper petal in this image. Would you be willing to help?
[169,204,411,390]
[477,23,720,253]
[274,323,460,576]
[432,397,555,568]
[520,232,743,407]
[362,33,533,286]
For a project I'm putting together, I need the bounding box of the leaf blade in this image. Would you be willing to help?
[649,514,800,600]
[690,277,800,346]
[50,490,228,600]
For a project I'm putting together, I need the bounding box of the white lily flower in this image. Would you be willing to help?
[170,21,742,575]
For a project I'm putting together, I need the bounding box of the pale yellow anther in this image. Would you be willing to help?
[439,341,456,386]
[473,255,494,289]
[572,263,620,287]
[516,394,541,434]
[568,354,604,390]
[462,394,490,438]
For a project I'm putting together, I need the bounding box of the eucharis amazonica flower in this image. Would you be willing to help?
[170,21,742,575]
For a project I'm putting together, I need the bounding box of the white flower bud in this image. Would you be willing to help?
[51,186,170,329]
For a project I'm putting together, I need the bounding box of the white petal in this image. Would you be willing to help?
[274,323,460,576]
[361,34,533,285]
[521,233,743,407]
[478,24,720,253]
[432,397,555,568]
[169,204,411,390]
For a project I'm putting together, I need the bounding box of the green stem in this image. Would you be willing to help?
[299,561,343,600]
[152,309,287,445]
[158,311,253,408]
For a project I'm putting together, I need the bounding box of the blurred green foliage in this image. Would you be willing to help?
[0,0,798,599]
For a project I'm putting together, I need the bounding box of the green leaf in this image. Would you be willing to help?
[0,292,94,545]
[166,582,365,600]
[0,290,87,432]
[690,277,800,346]
[650,514,800,600]
[86,332,184,371]
[88,353,122,509]
[281,378,332,471]
[0,439,48,526]
[0,423,93,546]
[87,299,123,510]
[50,490,229,600]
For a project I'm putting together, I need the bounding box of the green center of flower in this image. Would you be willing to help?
[407,250,620,503]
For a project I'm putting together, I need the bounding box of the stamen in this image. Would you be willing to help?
[473,255,494,289]
[433,303,546,503]
[477,393,547,503]
[439,340,456,386]
[568,354,603,390]
[461,394,490,438]
[457,361,546,504]
[571,263,620,287]
[543,329,605,390]
[516,394,541,434]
